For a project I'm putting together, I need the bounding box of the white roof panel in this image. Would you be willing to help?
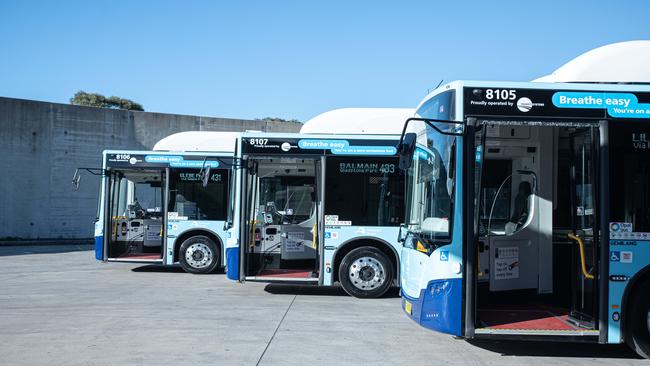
[534,40,650,83]
[300,108,414,135]
[153,131,239,153]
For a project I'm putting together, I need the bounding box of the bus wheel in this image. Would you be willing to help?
[627,280,650,358]
[338,246,393,298]
[178,236,219,274]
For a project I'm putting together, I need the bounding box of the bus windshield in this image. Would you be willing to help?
[404,90,456,245]
[405,137,454,242]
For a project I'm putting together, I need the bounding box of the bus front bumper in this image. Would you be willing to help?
[401,278,462,336]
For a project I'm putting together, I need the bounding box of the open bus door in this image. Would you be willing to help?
[240,156,320,282]
[567,127,599,329]
[103,168,166,262]
[467,119,604,339]
[239,159,258,282]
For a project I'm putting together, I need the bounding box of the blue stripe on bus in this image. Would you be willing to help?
[226,247,239,280]
[402,278,462,336]
[94,236,103,260]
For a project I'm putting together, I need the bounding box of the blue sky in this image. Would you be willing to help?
[1,0,649,122]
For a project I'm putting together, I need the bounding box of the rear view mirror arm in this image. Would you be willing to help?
[72,167,106,191]
[398,117,466,146]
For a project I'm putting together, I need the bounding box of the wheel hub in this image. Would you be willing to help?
[359,266,376,281]
[192,251,204,261]
[348,256,385,291]
[185,243,212,269]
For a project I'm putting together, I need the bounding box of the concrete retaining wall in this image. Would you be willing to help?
[0,96,302,241]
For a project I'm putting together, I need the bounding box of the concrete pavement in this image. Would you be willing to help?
[0,245,643,365]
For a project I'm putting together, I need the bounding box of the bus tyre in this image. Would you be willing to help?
[178,236,220,274]
[339,246,393,298]
[627,279,650,358]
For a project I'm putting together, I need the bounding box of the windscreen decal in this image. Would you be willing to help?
[298,139,397,156]
[609,221,650,240]
[324,215,352,226]
[552,92,650,118]
[144,155,220,168]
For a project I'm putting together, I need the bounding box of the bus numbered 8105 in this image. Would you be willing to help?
[396,80,650,358]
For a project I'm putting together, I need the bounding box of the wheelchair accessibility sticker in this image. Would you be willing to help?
[611,251,633,263]
[324,231,339,240]
[440,250,449,261]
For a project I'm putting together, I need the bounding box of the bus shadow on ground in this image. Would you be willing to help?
[467,339,642,359]
[0,244,93,257]
[131,265,225,275]
[264,284,400,298]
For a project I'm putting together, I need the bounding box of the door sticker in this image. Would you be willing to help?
[285,232,305,252]
[494,246,519,280]
[324,215,351,226]
[611,251,633,263]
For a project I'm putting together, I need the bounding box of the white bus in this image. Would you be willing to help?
[395,41,650,357]
[224,108,414,298]
[92,132,238,274]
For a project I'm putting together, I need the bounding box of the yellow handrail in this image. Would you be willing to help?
[312,223,317,250]
[567,233,595,280]
[250,219,257,249]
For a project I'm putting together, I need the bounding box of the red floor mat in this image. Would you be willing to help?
[478,309,577,330]
[257,269,314,278]
[116,253,161,260]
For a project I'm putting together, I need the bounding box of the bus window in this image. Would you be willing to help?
[403,89,457,250]
[404,137,454,249]
[325,157,404,226]
[610,124,650,231]
[479,159,512,234]
[258,176,315,224]
[168,169,230,221]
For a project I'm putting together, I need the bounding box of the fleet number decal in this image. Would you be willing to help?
[249,138,268,145]
[485,89,517,100]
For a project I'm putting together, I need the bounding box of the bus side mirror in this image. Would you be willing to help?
[201,166,211,187]
[398,133,417,171]
[72,168,81,191]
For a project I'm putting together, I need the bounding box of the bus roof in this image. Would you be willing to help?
[534,40,650,83]
[301,108,414,135]
[152,131,239,153]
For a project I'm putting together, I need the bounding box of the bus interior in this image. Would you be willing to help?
[243,157,320,281]
[106,169,165,261]
[473,123,600,336]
